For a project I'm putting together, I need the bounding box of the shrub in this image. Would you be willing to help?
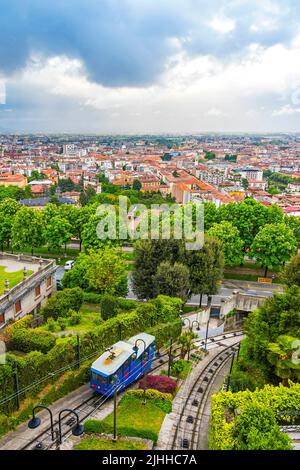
[139,375,177,394]
[127,389,173,402]
[100,294,120,320]
[170,359,192,379]
[68,311,81,326]
[234,404,292,450]
[41,287,84,320]
[83,292,102,304]
[46,318,60,333]
[3,315,33,347]
[10,328,56,354]
[83,420,158,444]
[57,318,68,331]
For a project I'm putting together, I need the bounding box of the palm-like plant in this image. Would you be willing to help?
[267,335,300,387]
[178,331,197,359]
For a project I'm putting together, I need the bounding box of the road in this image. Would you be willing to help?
[127,272,283,306]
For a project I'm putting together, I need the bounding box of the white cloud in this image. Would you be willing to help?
[209,15,236,34]
[272,104,300,116]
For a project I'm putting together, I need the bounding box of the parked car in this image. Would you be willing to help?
[64,260,75,271]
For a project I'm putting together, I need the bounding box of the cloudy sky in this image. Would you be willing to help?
[1,0,300,133]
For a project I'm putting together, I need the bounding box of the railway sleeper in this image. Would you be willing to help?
[181,438,189,449]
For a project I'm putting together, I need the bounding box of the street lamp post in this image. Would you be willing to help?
[112,374,118,442]
[182,317,191,330]
[118,324,122,341]
[226,352,236,392]
[132,338,147,403]
[28,405,55,441]
[191,320,201,332]
[204,318,210,352]
[58,409,84,444]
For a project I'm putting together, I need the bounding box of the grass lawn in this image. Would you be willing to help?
[0,266,33,294]
[75,436,147,450]
[102,395,166,437]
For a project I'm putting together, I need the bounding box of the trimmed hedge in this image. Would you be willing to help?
[10,328,56,354]
[209,383,300,450]
[2,315,33,347]
[127,389,173,402]
[84,419,158,444]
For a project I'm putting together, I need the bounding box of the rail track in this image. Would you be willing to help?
[20,329,243,450]
[170,340,241,450]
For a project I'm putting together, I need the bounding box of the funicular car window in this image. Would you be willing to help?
[123,358,131,370]
[92,372,107,385]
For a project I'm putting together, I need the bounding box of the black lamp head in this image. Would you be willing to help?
[28,416,41,429]
[72,424,84,437]
[133,345,138,353]
[196,326,201,331]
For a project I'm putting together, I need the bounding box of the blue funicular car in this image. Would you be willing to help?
[90,332,155,396]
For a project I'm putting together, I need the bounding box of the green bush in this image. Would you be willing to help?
[84,419,158,444]
[127,389,173,402]
[41,287,84,320]
[170,359,192,379]
[233,404,292,450]
[209,383,300,450]
[58,318,68,331]
[100,294,120,320]
[46,318,60,333]
[3,315,33,347]
[10,328,56,354]
[83,292,102,304]
[69,311,81,326]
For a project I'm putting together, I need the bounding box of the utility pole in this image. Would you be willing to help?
[13,361,20,411]
[112,375,118,442]
[167,339,173,377]
[76,334,80,369]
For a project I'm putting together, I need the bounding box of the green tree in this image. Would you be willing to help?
[282,252,300,287]
[44,215,72,252]
[11,207,45,254]
[0,199,21,250]
[250,223,297,277]
[132,179,142,191]
[132,239,185,299]
[208,221,244,266]
[267,335,300,386]
[64,248,127,295]
[218,199,283,250]
[153,261,190,301]
[85,248,127,295]
[241,178,249,190]
[178,332,197,359]
[185,236,224,306]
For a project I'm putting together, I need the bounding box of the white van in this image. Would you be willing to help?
[64,260,75,271]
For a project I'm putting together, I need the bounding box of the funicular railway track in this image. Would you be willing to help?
[20,329,243,450]
[171,340,241,450]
